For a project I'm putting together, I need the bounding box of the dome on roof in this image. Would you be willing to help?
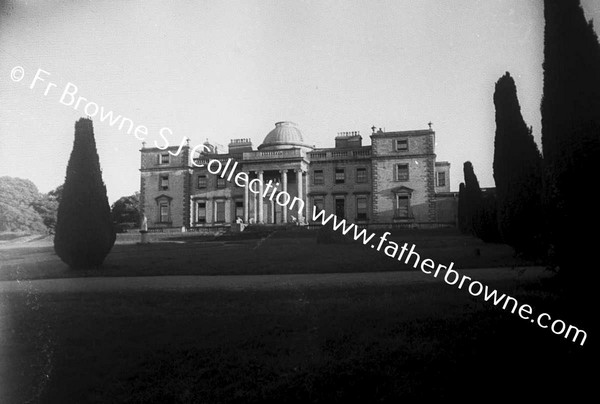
[258,121,313,150]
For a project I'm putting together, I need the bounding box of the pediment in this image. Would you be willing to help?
[154,194,173,201]
[390,186,414,194]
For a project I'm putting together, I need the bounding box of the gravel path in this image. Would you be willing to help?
[0,266,550,293]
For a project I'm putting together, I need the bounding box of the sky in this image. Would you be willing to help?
[1,0,600,203]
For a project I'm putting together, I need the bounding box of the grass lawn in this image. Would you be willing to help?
[0,228,537,281]
[3,227,587,402]
[1,275,591,403]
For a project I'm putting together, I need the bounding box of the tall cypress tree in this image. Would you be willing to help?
[542,0,600,276]
[54,118,116,268]
[493,72,544,255]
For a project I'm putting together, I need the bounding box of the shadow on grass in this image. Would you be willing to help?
[101,309,591,403]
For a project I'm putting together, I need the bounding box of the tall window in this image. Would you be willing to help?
[235,201,244,219]
[217,178,226,188]
[395,139,408,151]
[313,170,324,185]
[335,196,345,218]
[396,164,409,181]
[197,201,206,223]
[356,167,367,183]
[313,196,324,213]
[395,195,410,218]
[197,175,207,189]
[160,175,169,190]
[335,168,345,184]
[437,171,446,187]
[215,201,226,222]
[159,202,170,223]
[356,196,368,220]
[158,153,170,164]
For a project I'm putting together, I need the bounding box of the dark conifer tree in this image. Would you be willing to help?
[542,0,600,276]
[457,182,468,233]
[493,72,544,255]
[54,118,116,268]
[473,191,502,243]
[463,161,501,242]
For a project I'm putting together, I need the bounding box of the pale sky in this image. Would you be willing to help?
[1,0,599,203]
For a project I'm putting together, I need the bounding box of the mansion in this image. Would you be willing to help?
[139,122,457,230]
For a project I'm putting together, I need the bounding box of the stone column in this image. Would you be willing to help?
[258,170,264,224]
[253,193,257,223]
[243,172,249,223]
[270,199,275,224]
[281,169,288,223]
[296,168,303,224]
[213,199,218,223]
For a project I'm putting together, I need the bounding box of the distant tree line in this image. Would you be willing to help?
[458,0,600,280]
[0,177,139,235]
[111,192,141,233]
[0,177,62,234]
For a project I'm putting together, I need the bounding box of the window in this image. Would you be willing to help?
[217,178,226,188]
[313,170,324,185]
[395,139,408,151]
[395,195,410,218]
[396,164,409,181]
[235,201,244,219]
[159,153,169,164]
[437,171,446,187]
[160,175,169,190]
[215,201,226,222]
[159,202,170,223]
[197,175,207,189]
[197,201,206,223]
[335,196,345,218]
[313,196,324,213]
[335,168,345,184]
[356,196,368,220]
[356,168,367,183]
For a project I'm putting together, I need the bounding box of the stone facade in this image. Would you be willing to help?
[139,122,454,230]
[370,130,436,223]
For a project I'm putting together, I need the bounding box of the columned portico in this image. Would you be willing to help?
[240,167,307,225]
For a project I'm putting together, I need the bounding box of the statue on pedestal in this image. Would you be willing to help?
[139,215,149,244]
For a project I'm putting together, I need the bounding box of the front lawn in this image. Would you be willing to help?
[1,275,590,403]
[0,228,535,281]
